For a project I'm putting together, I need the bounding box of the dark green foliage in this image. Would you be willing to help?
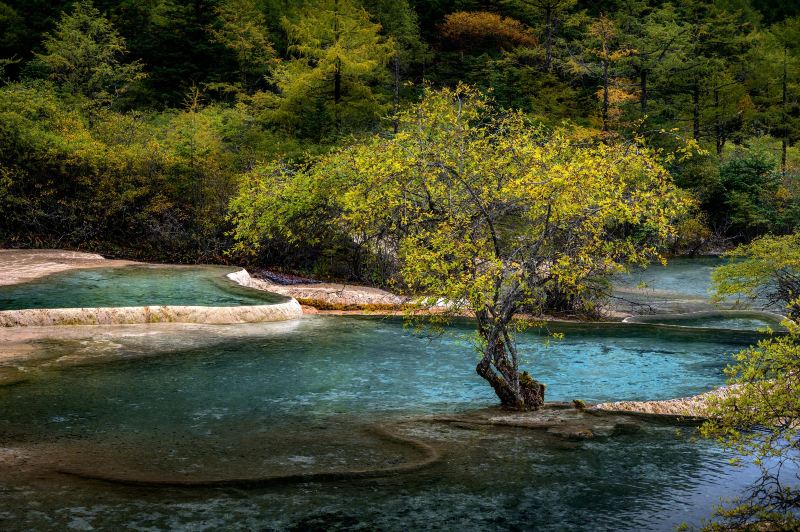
[0,0,799,268]
[718,151,781,233]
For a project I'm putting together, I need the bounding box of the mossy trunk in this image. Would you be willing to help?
[477,360,545,411]
[475,326,545,411]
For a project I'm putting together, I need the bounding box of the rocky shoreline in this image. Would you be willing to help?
[593,387,734,419]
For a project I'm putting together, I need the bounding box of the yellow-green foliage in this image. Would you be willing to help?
[232,85,692,310]
[333,85,691,315]
[0,81,255,259]
[270,0,394,136]
[229,84,691,408]
[701,308,800,528]
[712,232,800,317]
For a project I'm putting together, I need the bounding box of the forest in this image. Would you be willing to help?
[0,0,799,277]
[2,2,800,528]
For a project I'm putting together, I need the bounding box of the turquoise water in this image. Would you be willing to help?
[0,316,772,530]
[612,257,757,314]
[640,317,781,331]
[0,265,285,310]
[616,257,725,299]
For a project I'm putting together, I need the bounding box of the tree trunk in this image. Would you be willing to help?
[782,45,788,177]
[714,88,723,155]
[393,57,400,134]
[334,59,341,132]
[640,69,648,115]
[475,315,545,411]
[333,0,341,132]
[476,358,545,411]
[544,5,552,72]
[692,81,701,141]
[602,59,610,132]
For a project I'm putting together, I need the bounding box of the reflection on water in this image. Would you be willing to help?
[0,316,779,530]
[0,265,285,310]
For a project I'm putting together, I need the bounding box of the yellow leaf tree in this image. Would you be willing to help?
[231,85,691,410]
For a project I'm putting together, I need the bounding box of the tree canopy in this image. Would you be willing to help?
[230,85,691,409]
[0,0,798,267]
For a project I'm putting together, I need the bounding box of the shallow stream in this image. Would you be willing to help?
[0,258,793,530]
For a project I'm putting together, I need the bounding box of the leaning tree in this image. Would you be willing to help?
[231,85,690,410]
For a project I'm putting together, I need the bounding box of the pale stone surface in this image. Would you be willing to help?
[0,251,303,327]
[0,300,303,327]
[0,249,136,286]
[593,387,736,418]
[245,276,408,307]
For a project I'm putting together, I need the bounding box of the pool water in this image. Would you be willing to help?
[611,257,767,314]
[0,265,285,310]
[616,257,725,299]
[0,316,773,530]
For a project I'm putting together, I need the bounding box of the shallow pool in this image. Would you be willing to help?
[612,257,763,314]
[0,265,285,310]
[0,316,773,530]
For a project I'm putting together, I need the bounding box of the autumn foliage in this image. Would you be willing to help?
[439,11,538,51]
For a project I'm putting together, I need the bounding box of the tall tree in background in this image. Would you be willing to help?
[670,2,753,145]
[760,18,800,175]
[569,14,634,132]
[274,0,394,137]
[616,2,691,123]
[208,0,276,95]
[0,2,24,73]
[30,0,144,106]
[362,0,428,132]
[506,0,575,72]
[125,0,225,107]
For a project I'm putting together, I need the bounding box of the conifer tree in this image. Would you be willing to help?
[209,0,277,95]
[568,14,635,132]
[756,18,800,175]
[274,0,394,137]
[30,0,144,105]
[505,0,576,72]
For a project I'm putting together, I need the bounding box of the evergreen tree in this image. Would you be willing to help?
[361,0,428,131]
[505,0,576,72]
[568,14,635,132]
[616,2,692,124]
[273,0,394,138]
[29,0,144,106]
[124,0,228,108]
[208,0,277,95]
[754,18,800,175]
[669,2,754,147]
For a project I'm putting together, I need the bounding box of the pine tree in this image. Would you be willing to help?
[754,18,800,175]
[568,14,635,132]
[209,0,276,95]
[361,0,428,132]
[616,2,692,122]
[505,0,576,72]
[30,0,144,105]
[273,0,394,137]
[667,2,755,148]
